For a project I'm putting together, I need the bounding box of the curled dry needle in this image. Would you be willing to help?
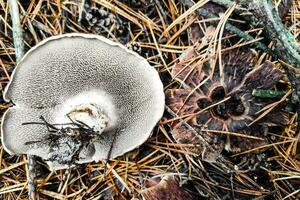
[166,47,289,161]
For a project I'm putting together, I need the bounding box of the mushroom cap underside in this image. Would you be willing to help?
[1,33,165,170]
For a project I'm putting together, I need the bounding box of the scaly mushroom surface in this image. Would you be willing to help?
[166,47,287,161]
[2,33,165,170]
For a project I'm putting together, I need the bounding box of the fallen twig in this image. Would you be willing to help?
[8,0,37,199]
[8,0,24,63]
[179,0,275,56]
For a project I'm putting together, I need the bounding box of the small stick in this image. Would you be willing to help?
[28,156,37,200]
[8,0,37,199]
[8,0,24,63]
[179,0,275,57]
[103,130,117,176]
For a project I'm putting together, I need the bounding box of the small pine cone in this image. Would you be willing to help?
[80,3,129,43]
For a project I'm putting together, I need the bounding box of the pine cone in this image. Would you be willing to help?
[80,4,129,44]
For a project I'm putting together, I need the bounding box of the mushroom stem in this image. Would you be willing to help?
[8,0,37,199]
[67,103,109,133]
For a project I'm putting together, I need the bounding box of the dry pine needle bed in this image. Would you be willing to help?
[0,0,300,199]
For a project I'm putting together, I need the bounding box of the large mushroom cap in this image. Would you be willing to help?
[1,33,165,170]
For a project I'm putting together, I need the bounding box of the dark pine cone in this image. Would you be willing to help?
[80,3,129,44]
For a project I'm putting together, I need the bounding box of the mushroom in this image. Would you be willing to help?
[166,47,287,160]
[1,33,165,170]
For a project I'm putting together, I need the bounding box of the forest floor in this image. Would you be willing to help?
[0,0,300,199]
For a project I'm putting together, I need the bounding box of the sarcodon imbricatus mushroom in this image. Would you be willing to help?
[166,47,288,161]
